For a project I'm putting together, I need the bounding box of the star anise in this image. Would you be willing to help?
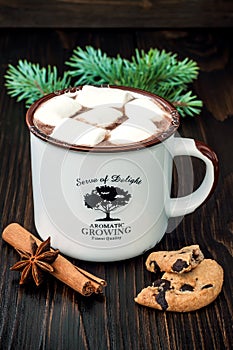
[10,236,59,286]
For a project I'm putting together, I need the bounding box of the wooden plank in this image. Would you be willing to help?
[0,0,233,27]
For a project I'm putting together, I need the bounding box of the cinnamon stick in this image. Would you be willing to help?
[2,223,107,296]
[75,267,107,294]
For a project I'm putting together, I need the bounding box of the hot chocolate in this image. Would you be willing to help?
[32,85,176,148]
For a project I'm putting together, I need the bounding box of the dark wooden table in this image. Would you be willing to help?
[0,0,233,27]
[0,28,232,350]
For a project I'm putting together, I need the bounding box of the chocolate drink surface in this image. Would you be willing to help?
[32,85,174,149]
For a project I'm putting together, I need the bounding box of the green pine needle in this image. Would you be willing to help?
[4,60,71,108]
[66,46,203,117]
[4,47,203,117]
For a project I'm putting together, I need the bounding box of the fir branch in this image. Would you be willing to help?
[66,46,203,117]
[168,89,203,118]
[4,60,71,108]
[4,47,203,117]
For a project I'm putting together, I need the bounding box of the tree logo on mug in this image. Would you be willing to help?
[84,185,131,221]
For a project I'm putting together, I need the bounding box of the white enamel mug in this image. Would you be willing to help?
[26,87,218,262]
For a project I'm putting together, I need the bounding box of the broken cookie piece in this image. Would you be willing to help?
[135,259,224,312]
[146,245,204,274]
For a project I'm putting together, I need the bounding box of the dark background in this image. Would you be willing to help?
[0,0,233,28]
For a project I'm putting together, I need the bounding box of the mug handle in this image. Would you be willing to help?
[166,138,219,217]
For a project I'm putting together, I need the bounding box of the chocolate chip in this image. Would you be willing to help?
[180,284,194,292]
[192,250,199,260]
[149,260,160,273]
[153,279,162,287]
[172,259,189,272]
[152,279,170,310]
[153,279,171,292]
[201,284,213,289]
[156,292,168,310]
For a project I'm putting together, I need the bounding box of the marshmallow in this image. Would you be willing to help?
[51,118,107,147]
[34,95,82,126]
[125,98,166,122]
[75,85,133,108]
[76,106,122,128]
[109,122,153,145]
[127,118,158,134]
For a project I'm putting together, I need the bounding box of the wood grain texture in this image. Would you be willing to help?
[0,0,233,27]
[0,28,233,350]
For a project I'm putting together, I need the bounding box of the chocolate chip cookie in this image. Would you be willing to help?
[146,245,204,274]
[135,259,224,312]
